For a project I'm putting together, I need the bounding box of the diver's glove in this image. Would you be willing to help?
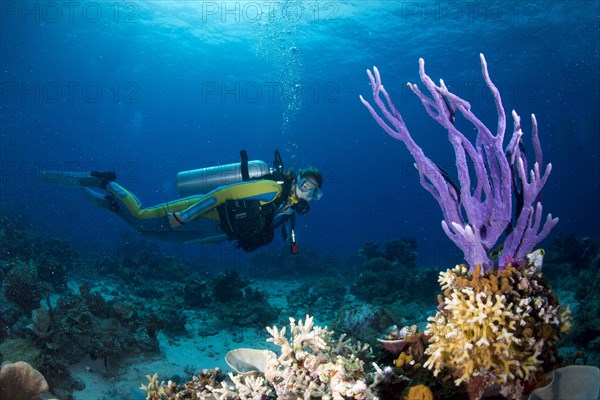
[292,199,310,215]
[168,212,185,228]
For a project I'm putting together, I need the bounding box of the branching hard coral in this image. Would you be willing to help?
[140,368,227,399]
[423,255,571,398]
[140,316,377,400]
[262,315,377,399]
[209,373,274,400]
[139,373,163,397]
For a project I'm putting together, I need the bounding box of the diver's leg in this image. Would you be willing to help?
[105,182,204,220]
[104,182,146,217]
[86,182,169,231]
[42,169,207,231]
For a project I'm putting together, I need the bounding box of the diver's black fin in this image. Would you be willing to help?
[39,170,116,189]
[90,171,116,182]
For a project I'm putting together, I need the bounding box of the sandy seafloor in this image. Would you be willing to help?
[49,279,305,399]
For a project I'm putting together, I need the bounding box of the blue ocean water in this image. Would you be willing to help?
[0,0,598,266]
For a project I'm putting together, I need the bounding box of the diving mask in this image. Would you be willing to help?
[297,177,323,201]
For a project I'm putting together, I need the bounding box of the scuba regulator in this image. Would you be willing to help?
[292,199,310,215]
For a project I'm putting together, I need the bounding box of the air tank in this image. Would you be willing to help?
[176,160,271,197]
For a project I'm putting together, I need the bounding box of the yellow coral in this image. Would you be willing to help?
[140,373,166,399]
[425,286,523,384]
[405,384,433,400]
[395,352,413,368]
[423,260,564,387]
[560,306,572,333]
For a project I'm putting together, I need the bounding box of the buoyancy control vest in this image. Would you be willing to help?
[179,150,292,252]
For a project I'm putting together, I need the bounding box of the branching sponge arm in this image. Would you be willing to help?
[361,54,557,270]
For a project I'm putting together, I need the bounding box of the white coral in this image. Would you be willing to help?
[228,373,271,399]
[209,315,378,400]
[263,315,377,400]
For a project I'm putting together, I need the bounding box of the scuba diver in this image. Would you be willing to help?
[39,150,323,253]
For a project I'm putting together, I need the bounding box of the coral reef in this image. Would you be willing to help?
[360,238,417,268]
[351,257,439,305]
[208,271,280,329]
[572,267,600,352]
[524,234,600,367]
[30,236,78,291]
[247,247,343,279]
[4,209,596,400]
[211,271,250,303]
[2,260,50,313]
[334,303,379,344]
[545,234,600,270]
[352,257,398,303]
[142,315,378,400]
[423,258,571,398]
[0,213,284,397]
[555,238,600,367]
[286,276,347,320]
[355,53,584,399]
[183,277,212,307]
[0,338,42,365]
[140,368,227,399]
[94,232,195,286]
[262,315,375,399]
[0,215,78,293]
[1,279,167,397]
[384,239,418,268]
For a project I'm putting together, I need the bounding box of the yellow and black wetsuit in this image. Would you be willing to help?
[106,179,282,222]
[39,169,294,248]
[102,179,285,245]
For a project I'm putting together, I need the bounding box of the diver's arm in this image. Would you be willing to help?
[271,208,293,230]
[177,196,218,224]
[174,180,283,226]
